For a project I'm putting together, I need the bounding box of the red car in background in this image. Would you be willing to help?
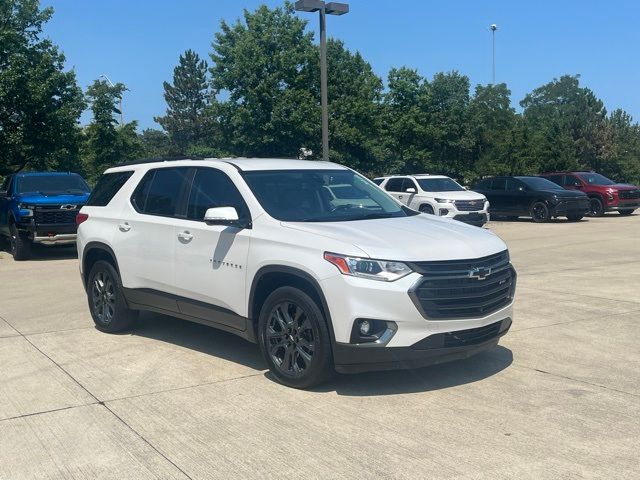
[542,172,639,216]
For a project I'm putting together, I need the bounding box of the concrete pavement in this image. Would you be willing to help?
[0,214,639,479]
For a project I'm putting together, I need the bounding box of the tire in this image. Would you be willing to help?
[530,201,550,223]
[588,197,605,217]
[9,223,32,260]
[87,260,137,333]
[566,214,583,222]
[258,286,333,389]
[618,209,635,216]
[419,204,434,215]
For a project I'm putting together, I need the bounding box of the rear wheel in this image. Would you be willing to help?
[530,201,550,223]
[9,223,32,261]
[419,204,434,215]
[258,286,333,389]
[589,197,605,217]
[87,260,137,333]
[566,214,584,222]
[618,209,635,216]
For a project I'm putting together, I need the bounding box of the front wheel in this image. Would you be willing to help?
[9,223,32,260]
[258,286,333,389]
[566,214,584,222]
[618,209,635,216]
[530,201,551,223]
[419,204,435,215]
[589,197,605,217]
[87,260,138,333]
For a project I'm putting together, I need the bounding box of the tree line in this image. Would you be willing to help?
[1,0,639,184]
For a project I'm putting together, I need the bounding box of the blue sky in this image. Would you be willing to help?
[43,0,640,130]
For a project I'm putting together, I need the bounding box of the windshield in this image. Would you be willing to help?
[417,177,464,192]
[16,174,90,195]
[579,172,616,186]
[243,169,415,222]
[518,177,565,190]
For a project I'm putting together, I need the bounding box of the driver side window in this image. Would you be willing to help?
[186,168,250,223]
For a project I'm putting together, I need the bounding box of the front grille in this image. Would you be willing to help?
[412,319,508,350]
[33,206,79,224]
[408,251,515,319]
[454,200,485,212]
[619,189,640,200]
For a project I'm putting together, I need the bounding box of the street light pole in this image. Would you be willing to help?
[99,74,124,126]
[295,0,349,162]
[490,24,498,85]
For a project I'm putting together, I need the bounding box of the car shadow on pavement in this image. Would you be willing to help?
[131,311,267,371]
[0,243,78,261]
[311,346,513,396]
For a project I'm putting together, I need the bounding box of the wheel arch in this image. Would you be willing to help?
[82,242,120,289]
[248,265,336,346]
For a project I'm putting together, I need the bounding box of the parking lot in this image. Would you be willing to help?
[0,214,638,479]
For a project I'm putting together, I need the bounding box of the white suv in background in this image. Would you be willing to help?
[77,158,515,388]
[375,174,490,227]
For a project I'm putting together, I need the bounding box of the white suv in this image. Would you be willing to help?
[375,175,490,226]
[77,158,515,388]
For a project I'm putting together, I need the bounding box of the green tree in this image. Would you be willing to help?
[520,75,606,172]
[0,0,85,175]
[209,2,318,157]
[155,49,209,153]
[83,79,142,179]
[139,128,172,158]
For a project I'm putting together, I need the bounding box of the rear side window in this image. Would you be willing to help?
[385,178,404,192]
[132,167,190,216]
[545,175,563,186]
[372,178,384,186]
[186,168,249,222]
[474,179,491,190]
[86,171,133,206]
[490,178,507,191]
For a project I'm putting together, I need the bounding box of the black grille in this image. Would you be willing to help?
[619,189,640,200]
[412,319,509,350]
[454,200,485,212]
[408,251,515,319]
[33,206,79,224]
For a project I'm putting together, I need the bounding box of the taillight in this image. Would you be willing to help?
[76,213,89,225]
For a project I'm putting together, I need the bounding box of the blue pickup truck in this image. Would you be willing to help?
[0,172,91,260]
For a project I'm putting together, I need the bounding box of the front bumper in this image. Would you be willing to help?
[17,221,78,245]
[334,318,511,373]
[608,202,639,211]
[436,201,490,226]
[551,200,590,217]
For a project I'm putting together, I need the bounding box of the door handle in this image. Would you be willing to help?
[177,231,193,242]
[118,222,131,232]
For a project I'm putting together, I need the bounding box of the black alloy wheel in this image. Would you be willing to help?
[589,197,605,217]
[91,269,116,325]
[258,286,333,388]
[266,301,315,377]
[87,260,137,332]
[419,204,435,215]
[9,223,32,260]
[530,201,550,223]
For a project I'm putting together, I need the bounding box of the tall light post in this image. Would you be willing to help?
[295,0,349,162]
[99,74,124,126]
[489,24,498,84]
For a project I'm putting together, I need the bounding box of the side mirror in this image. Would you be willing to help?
[405,187,417,194]
[204,206,240,226]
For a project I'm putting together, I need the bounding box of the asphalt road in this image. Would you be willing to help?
[1,214,638,479]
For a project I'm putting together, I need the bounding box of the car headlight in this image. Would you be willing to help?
[324,252,413,282]
[435,198,455,204]
[18,204,34,217]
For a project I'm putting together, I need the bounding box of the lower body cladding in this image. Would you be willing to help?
[608,201,639,212]
[321,271,515,374]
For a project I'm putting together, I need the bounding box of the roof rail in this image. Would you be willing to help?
[116,155,203,167]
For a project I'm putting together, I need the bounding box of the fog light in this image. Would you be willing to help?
[358,319,371,335]
[439,209,449,216]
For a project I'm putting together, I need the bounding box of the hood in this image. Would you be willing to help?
[16,192,90,205]
[283,215,507,262]
[427,190,486,201]
[545,189,587,198]
[610,183,638,191]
